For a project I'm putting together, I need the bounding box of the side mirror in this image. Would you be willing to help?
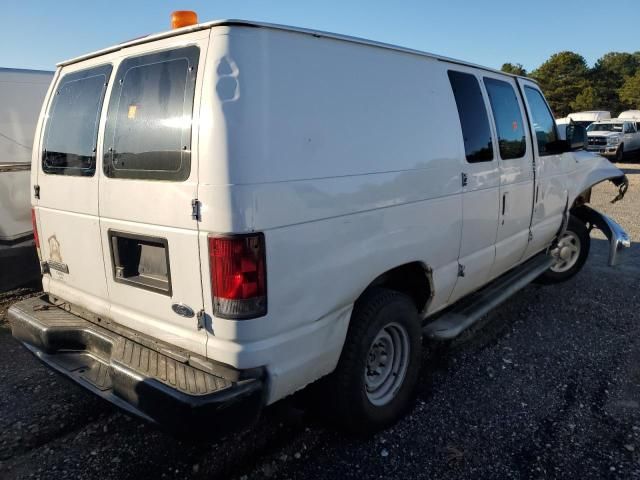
[566,124,587,151]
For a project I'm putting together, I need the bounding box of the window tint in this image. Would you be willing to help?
[104,46,199,181]
[42,65,112,176]
[484,78,526,160]
[524,87,558,155]
[448,71,493,163]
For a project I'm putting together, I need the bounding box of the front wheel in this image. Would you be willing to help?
[326,288,422,434]
[616,144,624,162]
[538,215,590,284]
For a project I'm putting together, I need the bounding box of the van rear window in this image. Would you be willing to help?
[42,65,112,176]
[448,70,494,163]
[103,46,199,181]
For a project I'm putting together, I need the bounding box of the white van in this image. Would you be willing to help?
[568,111,611,128]
[619,110,640,130]
[10,15,630,434]
[0,68,53,290]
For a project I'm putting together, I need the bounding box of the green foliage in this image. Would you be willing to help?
[503,50,640,116]
[592,52,640,112]
[501,63,527,76]
[571,86,599,111]
[619,71,640,109]
[530,52,590,117]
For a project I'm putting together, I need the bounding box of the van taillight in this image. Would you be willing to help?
[31,208,40,250]
[208,233,267,319]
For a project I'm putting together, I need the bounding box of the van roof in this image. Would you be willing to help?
[57,19,536,83]
[571,111,609,114]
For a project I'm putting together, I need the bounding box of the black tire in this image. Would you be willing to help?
[616,144,624,162]
[326,288,421,434]
[537,215,590,284]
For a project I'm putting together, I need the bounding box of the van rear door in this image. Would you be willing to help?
[98,33,210,357]
[35,64,112,316]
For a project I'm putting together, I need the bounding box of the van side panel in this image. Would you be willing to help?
[199,27,465,402]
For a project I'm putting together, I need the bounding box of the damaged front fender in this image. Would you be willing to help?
[609,174,629,204]
[569,151,629,207]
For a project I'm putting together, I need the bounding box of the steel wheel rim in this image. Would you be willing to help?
[364,322,410,406]
[550,230,581,273]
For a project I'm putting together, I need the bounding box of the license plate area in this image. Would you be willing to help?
[109,230,172,296]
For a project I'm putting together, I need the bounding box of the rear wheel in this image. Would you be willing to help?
[326,288,421,433]
[538,215,590,284]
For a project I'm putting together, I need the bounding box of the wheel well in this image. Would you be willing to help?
[571,187,592,209]
[365,262,433,314]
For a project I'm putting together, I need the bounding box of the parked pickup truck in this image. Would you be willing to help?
[9,13,631,436]
[587,119,640,161]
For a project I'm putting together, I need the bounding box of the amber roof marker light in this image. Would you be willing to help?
[171,10,198,29]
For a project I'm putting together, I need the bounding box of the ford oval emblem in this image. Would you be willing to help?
[172,303,195,318]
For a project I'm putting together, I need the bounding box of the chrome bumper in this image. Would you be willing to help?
[575,205,631,266]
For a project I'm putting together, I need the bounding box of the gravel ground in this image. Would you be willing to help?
[1,162,639,480]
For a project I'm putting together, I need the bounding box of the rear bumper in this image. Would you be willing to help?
[9,296,265,436]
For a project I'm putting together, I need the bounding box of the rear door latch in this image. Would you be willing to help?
[191,199,201,221]
[196,309,206,331]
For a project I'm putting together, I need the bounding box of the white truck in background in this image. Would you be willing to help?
[0,68,53,291]
[557,111,611,139]
[586,119,640,161]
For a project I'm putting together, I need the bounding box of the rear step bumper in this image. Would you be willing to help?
[9,296,265,436]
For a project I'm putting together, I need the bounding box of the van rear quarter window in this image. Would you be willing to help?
[483,78,526,160]
[447,70,493,163]
[103,46,199,181]
[42,65,112,176]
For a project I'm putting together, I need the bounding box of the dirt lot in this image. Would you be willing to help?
[1,163,639,480]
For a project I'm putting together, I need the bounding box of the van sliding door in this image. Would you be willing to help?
[482,73,535,278]
[446,68,500,303]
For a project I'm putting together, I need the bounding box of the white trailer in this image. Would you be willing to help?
[0,68,53,290]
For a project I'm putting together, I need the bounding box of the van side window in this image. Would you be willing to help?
[447,70,493,163]
[103,46,199,181]
[42,65,112,176]
[483,78,526,160]
[523,87,558,156]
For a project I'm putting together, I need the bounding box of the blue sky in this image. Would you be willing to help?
[2,1,638,72]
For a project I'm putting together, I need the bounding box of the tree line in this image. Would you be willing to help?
[501,52,640,118]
